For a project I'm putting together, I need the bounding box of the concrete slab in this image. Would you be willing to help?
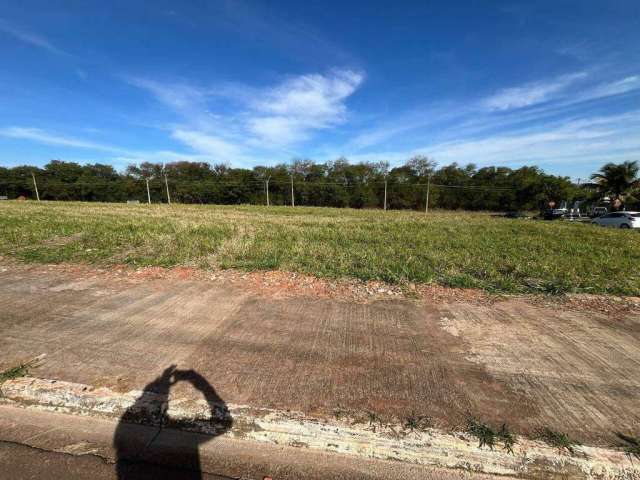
[1,263,639,447]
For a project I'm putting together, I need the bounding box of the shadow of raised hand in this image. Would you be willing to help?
[114,365,232,479]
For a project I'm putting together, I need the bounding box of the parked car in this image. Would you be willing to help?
[591,212,640,229]
[590,206,608,217]
[542,208,566,220]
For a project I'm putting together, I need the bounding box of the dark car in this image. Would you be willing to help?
[542,208,567,220]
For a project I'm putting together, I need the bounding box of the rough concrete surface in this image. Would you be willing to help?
[1,263,640,477]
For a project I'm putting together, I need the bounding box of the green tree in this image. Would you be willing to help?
[406,155,436,178]
[590,161,639,209]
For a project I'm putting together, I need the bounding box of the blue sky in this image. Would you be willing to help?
[0,0,638,179]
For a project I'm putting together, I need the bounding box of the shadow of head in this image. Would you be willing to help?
[120,365,233,435]
[114,365,233,478]
[119,365,233,434]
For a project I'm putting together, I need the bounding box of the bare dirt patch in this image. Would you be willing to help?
[525,292,640,319]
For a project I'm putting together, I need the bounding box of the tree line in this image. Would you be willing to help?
[0,156,625,212]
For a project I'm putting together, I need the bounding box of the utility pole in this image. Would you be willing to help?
[31,172,40,201]
[145,178,151,204]
[265,176,271,206]
[383,177,387,211]
[164,169,171,205]
[290,175,295,207]
[425,175,431,214]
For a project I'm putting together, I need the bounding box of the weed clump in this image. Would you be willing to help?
[0,356,44,385]
[403,412,432,433]
[615,433,640,461]
[536,427,579,455]
[497,423,516,454]
[0,363,30,384]
[467,417,496,450]
[467,417,517,453]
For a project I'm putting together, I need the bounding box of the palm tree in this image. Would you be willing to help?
[590,161,639,209]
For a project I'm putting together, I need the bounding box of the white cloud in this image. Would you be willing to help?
[171,129,241,159]
[345,71,640,159]
[0,125,230,168]
[422,111,640,166]
[248,70,363,146]
[255,71,361,119]
[124,76,206,110]
[328,109,640,176]
[0,18,68,56]
[126,69,364,154]
[482,72,587,111]
[247,117,303,145]
[0,127,121,152]
[579,76,640,101]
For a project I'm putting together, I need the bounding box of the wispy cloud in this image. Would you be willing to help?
[328,67,640,178]
[0,18,68,56]
[0,127,120,152]
[346,101,470,151]
[171,129,242,159]
[482,72,587,111]
[428,118,640,171]
[0,126,227,168]
[579,76,640,102]
[124,76,207,110]
[345,70,640,159]
[2,68,365,168]
[126,69,364,157]
[340,111,640,173]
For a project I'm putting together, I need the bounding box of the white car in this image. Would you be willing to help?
[591,211,640,229]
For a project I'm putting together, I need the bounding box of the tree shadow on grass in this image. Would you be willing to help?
[113,365,232,479]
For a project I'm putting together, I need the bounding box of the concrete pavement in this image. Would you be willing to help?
[1,263,639,445]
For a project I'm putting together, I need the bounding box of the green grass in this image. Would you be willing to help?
[466,417,497,450]
[1,200,639,295]
[536,427,579,455]
[615,433,640,461]
[465,418,517,453]
[0,363,31,384]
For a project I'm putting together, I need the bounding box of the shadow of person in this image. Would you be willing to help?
[113,365,233,479]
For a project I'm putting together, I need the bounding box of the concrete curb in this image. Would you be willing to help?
[1,377,638,479]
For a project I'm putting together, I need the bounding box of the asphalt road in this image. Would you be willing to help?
[0,441,232,480]
[0,405,503,480]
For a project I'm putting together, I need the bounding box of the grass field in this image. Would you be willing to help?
[1,200,639,295]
